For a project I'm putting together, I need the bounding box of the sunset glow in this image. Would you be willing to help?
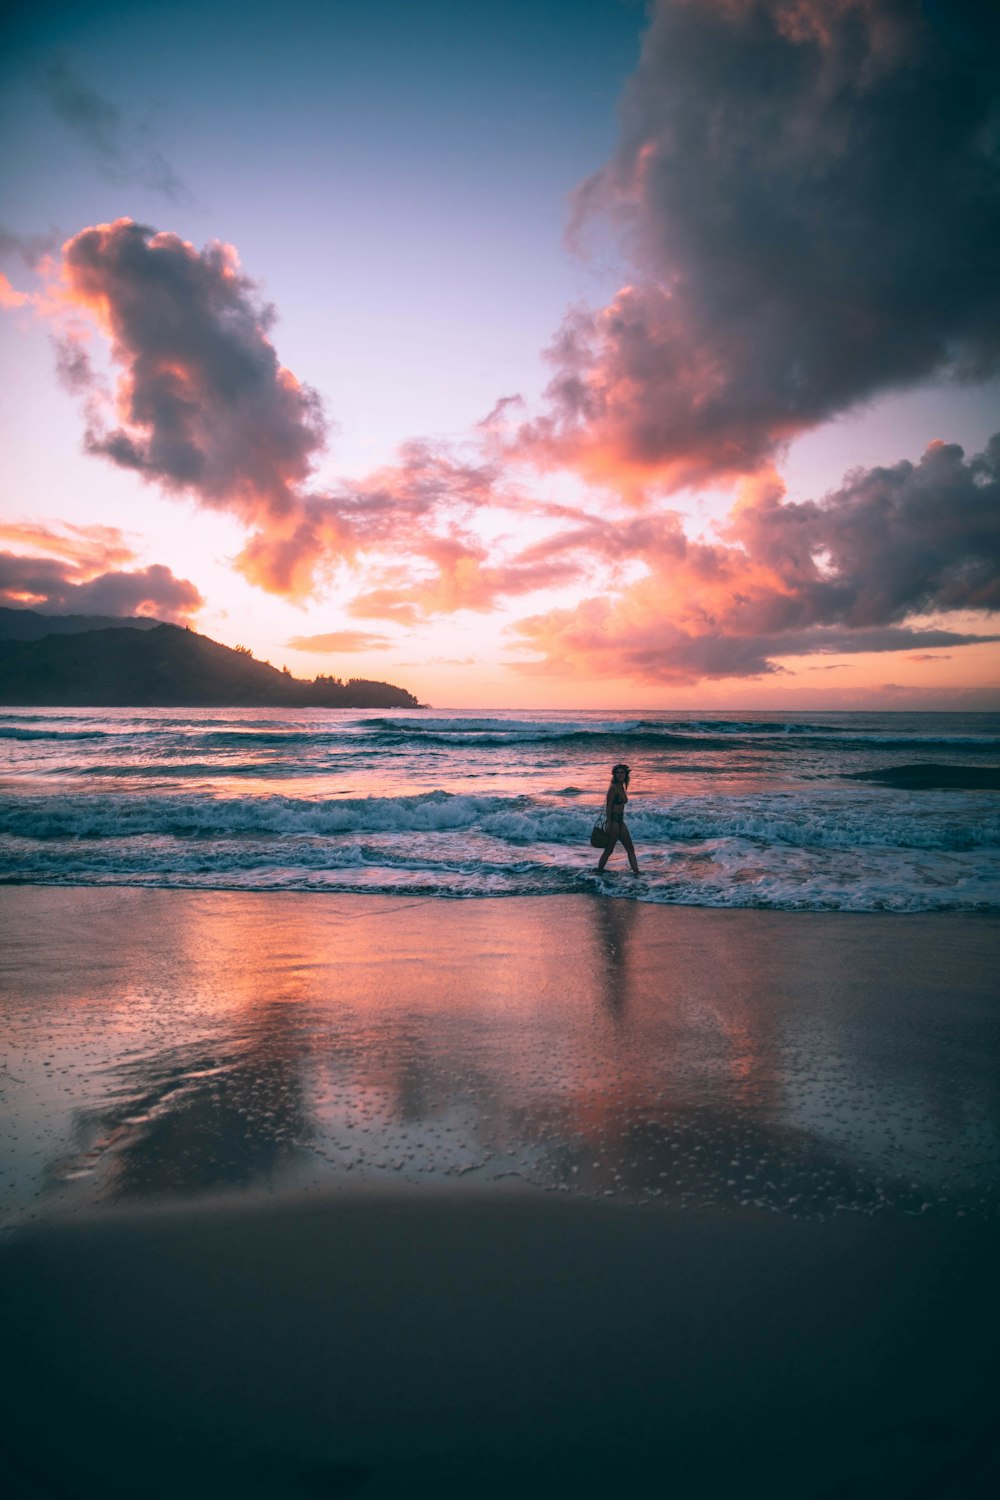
[2,0,998,708]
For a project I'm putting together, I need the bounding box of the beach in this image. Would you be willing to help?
[5,0,1000,1485]
[2,887,999,1498]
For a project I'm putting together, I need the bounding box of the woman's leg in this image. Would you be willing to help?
[619,824,639,874]
[597,820,621,871]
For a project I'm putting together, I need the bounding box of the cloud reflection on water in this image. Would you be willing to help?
[2,888,998,1228]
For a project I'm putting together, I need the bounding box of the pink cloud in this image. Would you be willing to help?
[511,433,1000,683]
[0,271,30,310]
[19,233,564,611]
[0,554,203,621]
[287,630,391,653]
[0,517,203,621]
[0,519,136,572]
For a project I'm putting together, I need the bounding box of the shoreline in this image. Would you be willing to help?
[4,877,1000,914]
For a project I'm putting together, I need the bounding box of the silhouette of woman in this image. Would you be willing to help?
[597,762,639,874]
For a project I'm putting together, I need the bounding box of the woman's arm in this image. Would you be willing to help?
[605,783,619,823]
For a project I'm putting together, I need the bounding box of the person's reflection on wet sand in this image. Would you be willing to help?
[593,895,641,1024]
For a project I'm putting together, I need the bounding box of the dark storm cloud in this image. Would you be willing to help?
[519,0,1000,489]
[724,432,1000,629]
[41,59,188,201]
[60,218,328,529]
[0,553,203,620]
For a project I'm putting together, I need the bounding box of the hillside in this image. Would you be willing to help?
[0,606,161,641]
[0,620,420,708]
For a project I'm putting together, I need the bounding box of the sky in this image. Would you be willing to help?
[1,0,998,710]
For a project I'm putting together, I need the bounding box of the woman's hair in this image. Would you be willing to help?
[611,762,631,782]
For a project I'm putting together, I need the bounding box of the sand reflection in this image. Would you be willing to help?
[1,888,998,1226]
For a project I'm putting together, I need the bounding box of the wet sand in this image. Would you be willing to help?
[2,888,999,1498]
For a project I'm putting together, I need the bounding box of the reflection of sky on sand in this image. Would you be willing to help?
[2,889,998,1229]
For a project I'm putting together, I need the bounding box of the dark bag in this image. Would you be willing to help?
[590,817,608,848]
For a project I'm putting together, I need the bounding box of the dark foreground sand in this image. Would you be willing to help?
[2,888,999,1499]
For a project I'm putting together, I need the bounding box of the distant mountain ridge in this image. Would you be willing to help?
[0,606,161,641]
[0,611,420,708]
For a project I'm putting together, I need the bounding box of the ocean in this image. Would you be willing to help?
[1,706,999,910]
